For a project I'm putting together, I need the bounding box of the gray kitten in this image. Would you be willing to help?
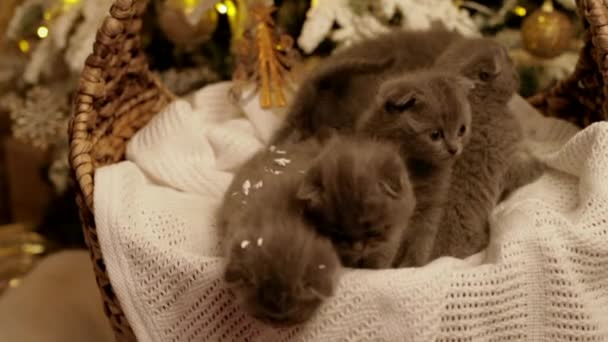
[357,70,475,267]
[296,135,416,269]
[272,57,395,144]
[429,38,530,260]
[271,27,464,144]
[217,138,322,230]
[217,139,341,326]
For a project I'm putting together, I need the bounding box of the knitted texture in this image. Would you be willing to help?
[94,82,608,341]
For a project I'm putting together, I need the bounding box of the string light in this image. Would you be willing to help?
[224,0,236,18]
[181,0,198,12]
[22,242,45,254]
[216,2,228,14]
[18,40,30,53]
[37,26,49,39]
[61,0,80,12]
[513,6,527,17]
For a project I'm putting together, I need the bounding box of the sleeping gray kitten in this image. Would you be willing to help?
[272,57,395,144]
[357,70,474,267]
[217,139,341,326]
[271,27,464,144]
[296,135,416,269]
[217,137,322,230]
[429,37,532,260]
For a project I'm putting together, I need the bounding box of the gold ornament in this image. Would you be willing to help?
[157,0,219,47]
[521,0,573,58]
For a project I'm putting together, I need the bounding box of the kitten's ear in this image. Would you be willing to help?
[304,246,341,299]
[308,279,335,299]
[378,155,408,199]
[381,87,418,115]
[296,168,324,208]
[461,49,502,82]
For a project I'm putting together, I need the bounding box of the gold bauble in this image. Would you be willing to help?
[521,0,573,58]
[157,0,218,47]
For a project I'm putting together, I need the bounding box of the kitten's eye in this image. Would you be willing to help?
[302,281,314,290]
[318,79,332,90]
[458,125,467,136]
[384,97,416,114]
[430,130,442,141]
[478,71,493,82]
[332,233,352,245]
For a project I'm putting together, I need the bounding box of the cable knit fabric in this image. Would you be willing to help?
[94,82,608,341]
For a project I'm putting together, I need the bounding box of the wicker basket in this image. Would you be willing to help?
[68,0,608,340]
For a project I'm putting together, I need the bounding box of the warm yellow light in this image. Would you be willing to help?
[9,278,21,288]
[216,2,228,14]
[18,40,30,53]
[225,0,236,18]
[22,242,45,255]
[37,26,49,39]
[182,0,198,11]
[61,0,80,11]
[513,6,527,17]
[43,10,53,21]
[311,0,319,8]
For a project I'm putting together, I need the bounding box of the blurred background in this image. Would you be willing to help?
[0,0,583,340]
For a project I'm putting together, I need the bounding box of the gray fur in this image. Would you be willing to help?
[217,138,340,326]
[297,135,416,269]
[500,145,547,201]
[357,70,474,267]
[430,38,527,260]
[271,27,464,144]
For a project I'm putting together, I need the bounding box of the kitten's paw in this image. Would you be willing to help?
[339,253,391,269]
[398,247,433,268]
[500,152,546,201]
[358,256,390,269]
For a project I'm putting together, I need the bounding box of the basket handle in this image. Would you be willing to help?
[69,0,173,213]
[68,0,173,340]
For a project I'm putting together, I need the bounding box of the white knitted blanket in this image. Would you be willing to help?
[95,82,608,341]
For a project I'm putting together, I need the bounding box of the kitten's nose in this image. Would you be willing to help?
[447,142,460,156]
[259,287,290,315]
[352,241,364,252]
